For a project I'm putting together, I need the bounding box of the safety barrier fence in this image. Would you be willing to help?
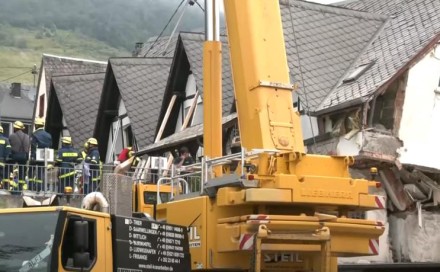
[0,162,203,196]
[0,150,247,197]
[0,162,109,195]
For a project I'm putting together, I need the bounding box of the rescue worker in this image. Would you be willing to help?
[0,126,11,187]
[173,146,194,168]
[117,146,131,163]
[55,136,82,193]
[117,146,140,170]
[128,147,141,169]
[8,121,30,186]
[172,146,195,186]
[81,141,89,160]
[29,117,52,191]
[84,138,101,193]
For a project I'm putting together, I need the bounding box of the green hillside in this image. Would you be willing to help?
[0,0,204,84]
[0,24,128,84]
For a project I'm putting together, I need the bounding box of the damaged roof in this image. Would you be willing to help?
[108,57,173,149]
[280,0,387,112]
[168,1,387,113]
[319,0,440,111]
[136,0,388,153]
[50,73,105,147]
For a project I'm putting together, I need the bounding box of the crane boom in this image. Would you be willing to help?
[224,0,304,152]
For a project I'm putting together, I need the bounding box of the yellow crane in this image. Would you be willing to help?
[137,0,385,271]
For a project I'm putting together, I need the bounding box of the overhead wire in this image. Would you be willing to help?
[287,2,317,147]
[143,0,186,57]
[0,66,32,69]
[162,0,192,55]
[193,0,205,12]
[0,69,32,83]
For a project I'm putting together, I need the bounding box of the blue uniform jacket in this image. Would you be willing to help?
[31,128,52,160]
[56,145,82,169]
[0,134,11,163]
[85,147,100,169]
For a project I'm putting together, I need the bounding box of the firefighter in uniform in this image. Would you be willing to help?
[8,120,30,190]
[0,126,11,188]
[81,142,89,160]
[117,146,140,170]
[29,117,52,191]
[55,136,82,193]
[84,138,101,193]
[128,147,141,170]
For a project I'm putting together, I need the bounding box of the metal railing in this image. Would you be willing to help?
[0,149,273,198]
[0,162,115,195]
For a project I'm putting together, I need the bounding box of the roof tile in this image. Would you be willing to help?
[320,0,440,111]
[109,58,172,149]
[51,73,105,147]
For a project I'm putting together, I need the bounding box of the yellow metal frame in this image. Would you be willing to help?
[223,0,304,152]
[203,41,223,177]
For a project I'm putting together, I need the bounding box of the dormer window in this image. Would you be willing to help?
[343,61,376,83]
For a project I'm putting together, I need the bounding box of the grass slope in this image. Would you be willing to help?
[0,25,129,84]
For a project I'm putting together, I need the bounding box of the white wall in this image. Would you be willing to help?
[300,114,319,141]
[397,46,440,169]
[105,100,131,163]
[175,73,201,133]
[35,68,46,119]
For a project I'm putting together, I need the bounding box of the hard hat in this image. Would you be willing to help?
[0,126,3,133]
[35,117,45,126]
[62,136,72,144]
[128,146,135,157]
[87,138,98,145]
[13,121,25,130]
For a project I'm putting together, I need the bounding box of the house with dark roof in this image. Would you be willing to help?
[34,54,107,122]
[137,0,388,159]
[94,57,172,163]
[45,73,105,148]
[300,0,440,212]
[0,83,35,136]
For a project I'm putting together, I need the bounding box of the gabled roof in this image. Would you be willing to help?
[136,1,388,154]
[137,36,179,58]
[280,0,387,112]
[39,54,107,94]
[161,2,386,114]
[179,32,235,115]
[318,0,440,111]
[0,83,34,121]
[98,57,172,150]
[49,73,105,147]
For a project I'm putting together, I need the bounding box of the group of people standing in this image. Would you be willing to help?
[0,118,101,193]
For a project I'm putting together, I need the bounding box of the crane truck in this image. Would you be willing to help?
[132,0,386,271]
[0,1,385,271]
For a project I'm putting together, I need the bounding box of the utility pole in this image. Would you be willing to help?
[31,64,37,88]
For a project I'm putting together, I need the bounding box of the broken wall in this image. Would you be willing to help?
[389,212,440,262]
[398,46,440,170]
